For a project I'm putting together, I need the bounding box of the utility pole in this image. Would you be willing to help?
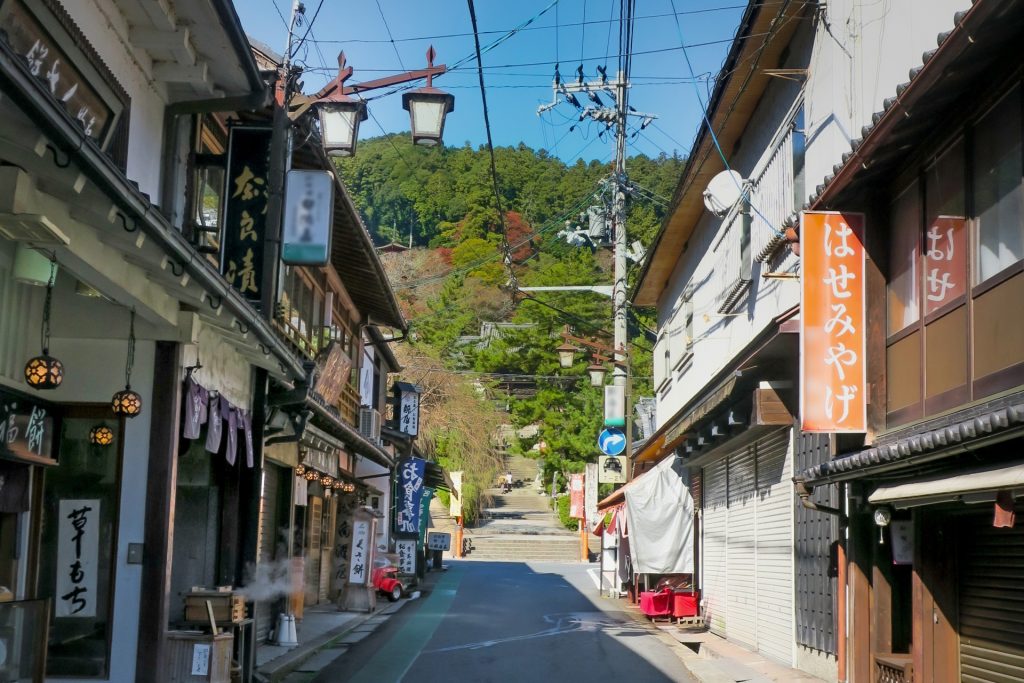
[611,67,631,481]
[261,0,300,318]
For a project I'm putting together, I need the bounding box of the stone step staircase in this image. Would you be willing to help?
[427,456,591,563]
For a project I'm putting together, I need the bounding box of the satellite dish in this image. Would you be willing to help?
[702,170,745,218]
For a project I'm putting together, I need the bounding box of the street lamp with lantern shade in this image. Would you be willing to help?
[318,96,367,157]
[402,48,454,147]
[587,358,609,387]
[556,340,580,369]
[289,48,454,154]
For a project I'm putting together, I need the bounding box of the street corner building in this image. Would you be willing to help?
[0,1,410,681]
[627,1,1024,682]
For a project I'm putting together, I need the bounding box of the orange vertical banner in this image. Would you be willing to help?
[800,211,867,433]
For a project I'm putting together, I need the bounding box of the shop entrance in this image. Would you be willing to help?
[38,406,123,679]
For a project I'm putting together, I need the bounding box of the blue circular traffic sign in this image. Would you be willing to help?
[598,428,626,456]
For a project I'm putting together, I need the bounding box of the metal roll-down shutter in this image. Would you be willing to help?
[959,509,1024,683]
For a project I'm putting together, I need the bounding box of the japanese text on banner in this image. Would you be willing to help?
[800,212,867,432]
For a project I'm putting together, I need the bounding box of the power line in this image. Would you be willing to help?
[299,35,762,76]
[669,0,789,238]
[304,4,768,45]
[466,0,518,294]
[290,0,324,59]
[374,0,407,71]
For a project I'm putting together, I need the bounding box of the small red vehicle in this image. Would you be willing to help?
[371,565,404,602]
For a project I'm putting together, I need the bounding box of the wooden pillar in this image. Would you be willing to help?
[912,509,958,683]
[239,368,269,586]
[847,508,873,683]
[136,341,183,682]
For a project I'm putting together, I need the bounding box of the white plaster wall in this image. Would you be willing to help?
[653,1,973,428]
[57,0,166,201]
[803,0,972,205]
[653,29,809,428]
[43,336,154,683]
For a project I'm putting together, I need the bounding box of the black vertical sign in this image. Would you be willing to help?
[221,126,272,301]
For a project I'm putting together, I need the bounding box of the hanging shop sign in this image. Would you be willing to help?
[569,473,585,520]
[395,456,426,537]
[55,499,100,617]
[585,463,598,528]
[604,385,625,427]
[800,211,867,433]
[313,342,351,407]
[427,532,451,552]
[283,169,334,265]
[221,126,272,301]
[395,539,416,574]
[348,518,371,585]
[598,455,626,484]
[0,387,55,465]
[0,0,127,150]
[393,382,421,437]
[449,471,463,517]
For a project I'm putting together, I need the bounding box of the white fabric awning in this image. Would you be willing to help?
[624,456,694,574]
[869,462,1024,507]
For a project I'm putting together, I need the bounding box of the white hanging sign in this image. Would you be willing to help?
[283,170,334,265]
[396,539,417,574]
[348,519,371,584]
[56,499,100,617]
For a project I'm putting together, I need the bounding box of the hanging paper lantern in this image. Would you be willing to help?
[111,387,142,417]
[25,353,64,390]
[89,425,114,446]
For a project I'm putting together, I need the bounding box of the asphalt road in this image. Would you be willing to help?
[311,560,694,683]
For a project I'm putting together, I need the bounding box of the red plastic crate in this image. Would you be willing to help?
[672,590,699,618]
[640,589,673,617]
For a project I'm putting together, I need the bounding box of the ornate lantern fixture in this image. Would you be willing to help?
[402,48,454,147]
[322,475,334,488]
[111,310,142,417]
[341,481,356,494]
[295,464,306,477]
[587,358,608,387]
[304,469,318,482]
[24,257,64,390]
[318,97,367,158]
[88,425,114,446]
[556,341,579,369]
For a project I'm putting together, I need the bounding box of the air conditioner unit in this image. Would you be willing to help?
[359,407,382,444]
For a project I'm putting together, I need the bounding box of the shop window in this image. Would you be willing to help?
[38,414,121,678]
[972,86,1023,284]
[886,81,1024,428]
[189,115,229,264]
[887,181,921,336]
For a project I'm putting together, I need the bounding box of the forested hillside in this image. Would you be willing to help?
[337,134,684,516]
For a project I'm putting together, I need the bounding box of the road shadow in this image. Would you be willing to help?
[315,560,692,683]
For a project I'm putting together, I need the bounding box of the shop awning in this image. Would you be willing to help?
[424,461,451,492]
[597,464,648,511]
[623,456,694,575]
[869,462,1024,508]
[798,400,1024,485]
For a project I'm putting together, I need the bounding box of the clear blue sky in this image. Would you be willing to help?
[237,1,747,164]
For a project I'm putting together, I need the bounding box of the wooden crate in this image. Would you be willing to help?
[166,631,232,682]
[184,592,246,624]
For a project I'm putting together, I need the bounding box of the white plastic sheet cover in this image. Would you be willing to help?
[623,455,694,574]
